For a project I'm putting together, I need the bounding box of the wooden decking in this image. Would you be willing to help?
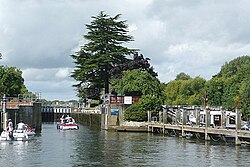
[148,123,250,145]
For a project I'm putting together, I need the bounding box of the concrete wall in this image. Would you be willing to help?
[71,113,101,128]
[1,102,42,133]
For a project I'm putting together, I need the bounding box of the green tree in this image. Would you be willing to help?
[175,72,191,81]
[0,66,27,97]
[221,76,240,110]
[239,79,250,120]
[163,76,205,106]
[205,77,225,107]
[163,80,182,105]
[112,69,163,121]
[207,55,250,120]
[71,11,136,99]
[124,94,162,121]
[111,52,157,79]
[112,69,162,97]
[217,56,250,78]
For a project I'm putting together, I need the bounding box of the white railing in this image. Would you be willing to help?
[81,110,101,114]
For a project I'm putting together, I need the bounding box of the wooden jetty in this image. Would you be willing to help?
[145,107,250,145]
[148,123,250,145]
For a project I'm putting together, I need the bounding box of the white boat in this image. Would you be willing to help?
[0,130,29,141]
[25,127,36,136]
[57,116,79,130]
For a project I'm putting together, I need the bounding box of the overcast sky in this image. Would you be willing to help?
[1,0,250,101]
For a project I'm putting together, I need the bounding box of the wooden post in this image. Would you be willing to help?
[205,109,210,141]
[148,111,151,132]
[182,109,187,137]
[148,111,151,123]
[235,108,241,145]
[159,111,162,123]
[162,108,166,135]
[104,104,110,130]
[176,108,180,125]
[221,109,226,128]
[163,107,166,124]
[195,108,200,126]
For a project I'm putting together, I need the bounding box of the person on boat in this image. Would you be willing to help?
[17,120,27,130]
[7,119,13,132]
[60,114,67,123]
[7,119,14,139]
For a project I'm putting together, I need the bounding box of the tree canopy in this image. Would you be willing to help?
[175,72,191,80]
[163,76,206,106]
[111,68,162,97]
[71,11,136,100]
[111,52,157,79]
[206,56,250,119]
[112,69,163,121]
[0,66,27,97]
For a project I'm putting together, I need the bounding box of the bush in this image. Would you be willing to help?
[124,104,147,121]
[124,95,162,122]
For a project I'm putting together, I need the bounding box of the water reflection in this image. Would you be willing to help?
[0,124,250,167]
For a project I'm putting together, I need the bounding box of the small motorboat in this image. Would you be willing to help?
[57,116,79,130]
[0,130,29,141]
[25,127,36,136]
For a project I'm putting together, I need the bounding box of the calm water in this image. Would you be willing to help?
[0,123,250,167]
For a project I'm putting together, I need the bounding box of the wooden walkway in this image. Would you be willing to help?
[149,123,250,145]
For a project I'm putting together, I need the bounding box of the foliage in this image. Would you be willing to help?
[124,104,147,121]
[0,66,27,97]
[124,95,161,121]
[217,56,250,78]
[239,79,250,120]
[205,77,224,107]
[111,52,157,79]
[71,11,136,100]
[138,94,162,112]
[206,56,250,120]
[175,72,191,80]
[113,69,163,121]
[112,69,163,97]
[163,76,206,106]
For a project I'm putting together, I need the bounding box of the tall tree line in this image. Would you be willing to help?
[163,56,250,120]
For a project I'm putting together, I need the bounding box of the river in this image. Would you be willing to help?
[0,123,250,167]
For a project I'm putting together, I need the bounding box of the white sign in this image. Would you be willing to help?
[124,96,132,104]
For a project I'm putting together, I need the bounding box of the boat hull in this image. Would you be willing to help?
[0,130,29,141]
[57,123,79,130]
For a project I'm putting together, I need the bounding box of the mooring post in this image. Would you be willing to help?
[182,109,187,138]
[176,108,180,125]
[163,107,166,124]
[195,107,200,126]
[205,109,211,141]
[159,111,162,124]
[221,109,226,128]
[148,111,151,132]
[104,104,110,130]
[235,108,241,145]
[162,108,166,134]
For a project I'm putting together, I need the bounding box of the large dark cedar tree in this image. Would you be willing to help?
[111,52,157,79]
[71,11,136,99]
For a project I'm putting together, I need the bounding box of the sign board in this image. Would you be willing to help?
[124,96,132,104]
[111,109,119,115]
